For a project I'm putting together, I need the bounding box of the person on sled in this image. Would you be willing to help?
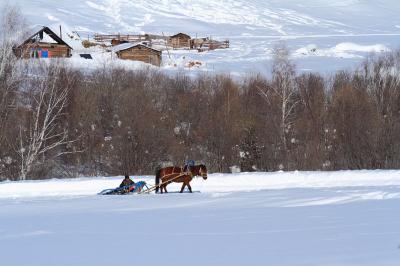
[119,175,136,193]
[183,159,195,173]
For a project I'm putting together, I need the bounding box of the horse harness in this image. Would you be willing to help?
[137,167,192,194]
[161,165,206,180]
[164,166,194,179]
[138,165,205,194]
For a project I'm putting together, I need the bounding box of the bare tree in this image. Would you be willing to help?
[0,4,27,179]
[16,61,76,180]
[357,52,400,168]
[328,84,378,169]
[0,3,26,75]
[259,44,298,168]
[294,73,326,169]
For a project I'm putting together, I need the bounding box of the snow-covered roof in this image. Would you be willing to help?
[18,25,73,49]
[112,42,161,53]
[26,25,46,37]
[170,33,191,39]
[111,42,136,52]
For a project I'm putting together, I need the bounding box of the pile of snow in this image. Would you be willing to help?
[2,170,400,199]
[334,42,389,53]
[294,42,390,58]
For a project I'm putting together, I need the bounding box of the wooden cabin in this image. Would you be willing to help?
[190,37,208,49]
[111,39,128,46]
[114,43,162,66]
[168,33,191,49]
[14,26,72,59]
[191,37,230,51]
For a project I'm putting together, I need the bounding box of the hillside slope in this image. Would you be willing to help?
[13,0,400,35]
[10,0,400,74]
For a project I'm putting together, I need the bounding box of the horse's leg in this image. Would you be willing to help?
[163,183,168,193]
[187,182,192,193]
[180,182,186,193]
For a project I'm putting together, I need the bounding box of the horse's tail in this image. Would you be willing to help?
[155,169,161,193]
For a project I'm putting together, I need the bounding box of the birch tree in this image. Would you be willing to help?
[17,62,75,180]
[259,44,298,168]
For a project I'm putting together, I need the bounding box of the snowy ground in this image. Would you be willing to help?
[1,170,400,266]
[10,0,400,75]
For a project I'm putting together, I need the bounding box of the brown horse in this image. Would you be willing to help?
[155,164,208,193]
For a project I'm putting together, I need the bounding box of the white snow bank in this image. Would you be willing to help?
[0,176,127,199]
[198,170,400,192]
[333,42,389,53]
[1,170,400,199]
[293,42,390,58]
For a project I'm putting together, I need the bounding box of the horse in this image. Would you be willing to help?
[155,164,208,193]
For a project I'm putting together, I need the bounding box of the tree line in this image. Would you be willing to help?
[1,7,400,180]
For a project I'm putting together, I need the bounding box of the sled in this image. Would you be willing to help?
[98,181,148,195]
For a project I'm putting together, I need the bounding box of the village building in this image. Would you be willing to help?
[13,26,72,59]
[191,37,230,51]
[111,39,128,46]
[190,37,208,49]
[168,33,191,49]
[113,43,162,66]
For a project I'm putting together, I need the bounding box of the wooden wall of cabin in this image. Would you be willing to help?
[117,48,161,66]
[168,37,191,48]
[17,43,72,58]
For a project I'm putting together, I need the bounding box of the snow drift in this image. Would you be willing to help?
[2,170,400,198]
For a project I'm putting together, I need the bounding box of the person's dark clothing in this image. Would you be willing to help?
[183,160,195,172]
[120,177,135,188]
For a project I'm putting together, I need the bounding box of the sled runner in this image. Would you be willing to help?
[98,181,148,195]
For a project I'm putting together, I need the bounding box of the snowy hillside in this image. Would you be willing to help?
[11,0,400,74]
[1,170,400,266]
[14,0,400,36]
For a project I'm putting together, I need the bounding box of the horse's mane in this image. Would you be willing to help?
[197,164,207,170]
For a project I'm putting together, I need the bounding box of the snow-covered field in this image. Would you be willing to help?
[1,170,400,265]
[10,0,400,75]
